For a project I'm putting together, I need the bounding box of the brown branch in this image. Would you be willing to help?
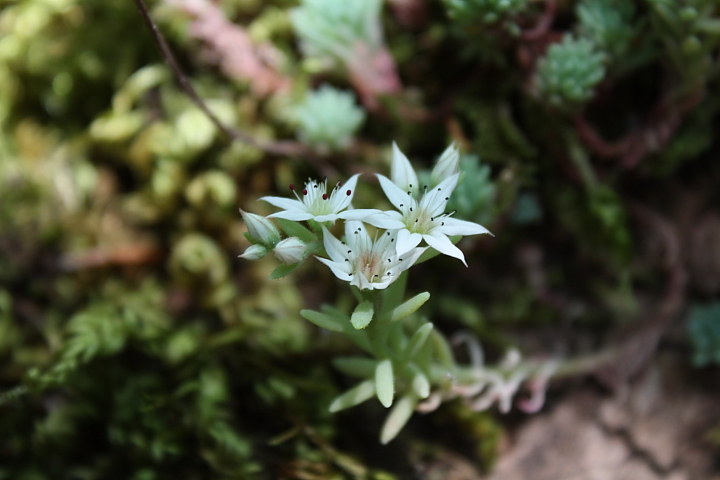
[133,0,314,158]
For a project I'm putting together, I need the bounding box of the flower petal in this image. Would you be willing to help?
[396,229,422,256]
[268,210,314,221]
[430,143,460,187]
[260,196,304,212]
[334,173,361,211]
[315,256,353,281]
[357,210,405,230]
[377,174,413,211]
[321,227,348,262]
[439,217,491,236]
[424,232,467,266]
[391,142,418,196]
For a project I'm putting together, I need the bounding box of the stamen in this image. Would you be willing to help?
[437,187,442,191]
[409,183,413,187]
[289,184,295,190]
[303,189,308,195]
[400,203,404,207]
[314,185,318,188]
[322,193,328,200]
[346,190,352,196]
[445,197,449,200]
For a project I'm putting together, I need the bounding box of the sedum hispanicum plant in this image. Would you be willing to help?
[294,84,366,152]
[240,143,556,443]
[290,0,384,63]
[289,0,401,109]
[534,34,607,108]
[576,0,639,60]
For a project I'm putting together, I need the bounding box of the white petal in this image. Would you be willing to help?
[335,173,361,211]
[430,143,460,186]
[316,256,353,281]
[377,174,412,210]
[340,208,386,222]
[359,210,405,229]
[439,217,491,236]
[397,247,428,272]
[391,142,418,196]
[420,173,460,216]
[268,210,314,221]
[424,232,467,266]
[396,229,422,255]
[321,227,348,262]
[260,196,305,212]
[313,213,340,223]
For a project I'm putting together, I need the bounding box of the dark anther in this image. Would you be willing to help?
[322,193,328,200]
[303,189,308,195]
[346,190,352,196]
[289,184,295,190]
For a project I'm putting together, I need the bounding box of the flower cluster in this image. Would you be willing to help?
[240,143,491,290]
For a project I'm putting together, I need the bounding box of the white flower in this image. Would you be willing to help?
[240,209,281,245]
[362,144,490,266]
[239,244,268,260]
[316,221,426,290]
[260,174,363,224]
[273,237,307,264]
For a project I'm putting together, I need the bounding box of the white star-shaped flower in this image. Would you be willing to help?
[260,174,363,224]
[362,144,491,266]
[316,221,426,290]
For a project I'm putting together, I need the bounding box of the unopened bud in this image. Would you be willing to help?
[273,237,306,264]
[240,209,281,245]
[239,244,268,261]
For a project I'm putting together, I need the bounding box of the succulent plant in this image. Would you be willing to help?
[534,34,607,107]
[294,84,366,151]
[576,0,638,59]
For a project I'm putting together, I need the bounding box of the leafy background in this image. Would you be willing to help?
[1,0,720,478]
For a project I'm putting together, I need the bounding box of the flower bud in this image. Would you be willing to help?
[240,209,281,245]
[430,143,460,187]
[239,244,268,261]
[273,237,306,264]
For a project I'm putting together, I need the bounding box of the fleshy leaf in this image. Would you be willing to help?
[375,359,394,408]
[391,292,430,322]
[411,370,430,399]
[275,218,318,244]
[405,323,434,359]
[332,357,377,377]
[380,394,418,444]
[329,380,376,413]
[300,309,347,332]
[351,301,374,329]
[270,261,303,279]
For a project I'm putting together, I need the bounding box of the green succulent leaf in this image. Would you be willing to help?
[329,379,376,412]
[391,292,430,322]
[351,301,374,329]
[375,359,394,408]
[380,394,418,444]
[300,309,347,332]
